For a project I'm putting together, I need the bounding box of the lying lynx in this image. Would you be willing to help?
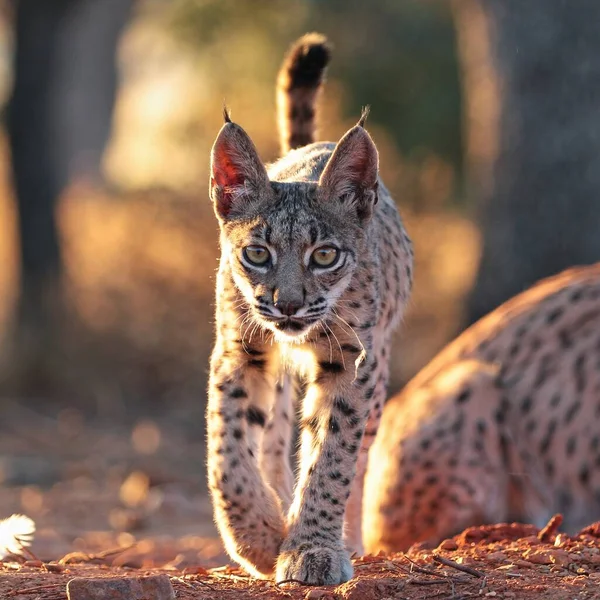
[364,264,600,552]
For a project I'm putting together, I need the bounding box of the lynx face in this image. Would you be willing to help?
[212,119,379,344]
[223,182,363,343]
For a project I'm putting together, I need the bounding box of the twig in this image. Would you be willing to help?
[94,543,137,559]
[402,554,470,582]
[396,555,469,585]
[406,577,446,586]
[276,578,309,586]
[402,555,450,579]
[59,543,136,565]
[432,554,485,578]
[538,513,563,542]
[210,572,251,582]
[17,541,41,563]
[8,583,63,596]
[170,576,217,592]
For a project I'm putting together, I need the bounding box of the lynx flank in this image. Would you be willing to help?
[206,34,413,585]
[364,264,600,553]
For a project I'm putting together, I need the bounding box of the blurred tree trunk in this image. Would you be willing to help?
[4,0,132,396]
[454,0,600,324]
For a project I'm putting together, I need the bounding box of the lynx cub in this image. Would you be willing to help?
[364,264,600,553]
[206,34,413,584]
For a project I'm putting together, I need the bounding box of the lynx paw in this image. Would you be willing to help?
[275,544,353,585]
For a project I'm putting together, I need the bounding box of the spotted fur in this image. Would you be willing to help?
[364,264,600,553]
[206,34,413,585]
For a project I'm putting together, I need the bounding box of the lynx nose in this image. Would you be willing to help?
[275,299,302,317]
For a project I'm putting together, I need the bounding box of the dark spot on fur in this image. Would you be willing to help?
[565,400,582,425]
[540,419,557,455]
[246,406,266,427]
[456,389,471,404]
[334,397,356,416]
[248,358,266,369]
[546,307,563,324]
[520,396,532,414]
[341,343,361,353]
[329,416,340,434]
[320,361,344,373]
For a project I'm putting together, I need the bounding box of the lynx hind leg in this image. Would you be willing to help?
[260,372,295,513]
[363,360,509,553]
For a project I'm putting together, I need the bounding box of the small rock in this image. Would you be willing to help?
[486,551,507,564]
[408,540,437,552]
[569,553,583,562]
[521,536,540,545]
[23,560,43,568]
[66,575,175,600]
[182,566,209,576]
[548,550,570,567]
[438,539,458,551]
[512,559,533,568]
[588,572,600,580]
[304,590,334,600]
[524,550,552,565]
[336,577,404,600]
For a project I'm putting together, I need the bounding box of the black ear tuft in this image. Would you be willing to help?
[357,106,370,129]
[223,104,232,124]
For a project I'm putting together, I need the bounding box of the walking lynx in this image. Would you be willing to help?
[206,34,413,584]
[364,264,600,553]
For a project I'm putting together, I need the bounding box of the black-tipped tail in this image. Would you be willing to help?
[277,33,331,155]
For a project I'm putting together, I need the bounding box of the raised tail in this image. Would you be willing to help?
[277,33,331,156]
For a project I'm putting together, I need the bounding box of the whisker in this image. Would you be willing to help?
[331,308,366,379]
[319,322,334,363]
[323,320,346,371]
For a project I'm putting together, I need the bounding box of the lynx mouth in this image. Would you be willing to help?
[260,314,320,341]
[274,318,308,333]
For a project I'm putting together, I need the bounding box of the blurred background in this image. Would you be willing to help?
[0,0,599,567]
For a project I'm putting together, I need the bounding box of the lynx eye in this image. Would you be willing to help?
[311,246,339,268]
[244,245,270,266]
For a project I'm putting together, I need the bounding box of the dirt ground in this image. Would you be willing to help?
[1,415,600,599]
[3,520,600,599]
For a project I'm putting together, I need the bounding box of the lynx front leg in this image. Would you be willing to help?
[207,345,285,578]
[344,335,390,555]
[276,349,374,585]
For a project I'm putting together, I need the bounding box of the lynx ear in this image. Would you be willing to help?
[318,124,379,222]
[210,119,270,220]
